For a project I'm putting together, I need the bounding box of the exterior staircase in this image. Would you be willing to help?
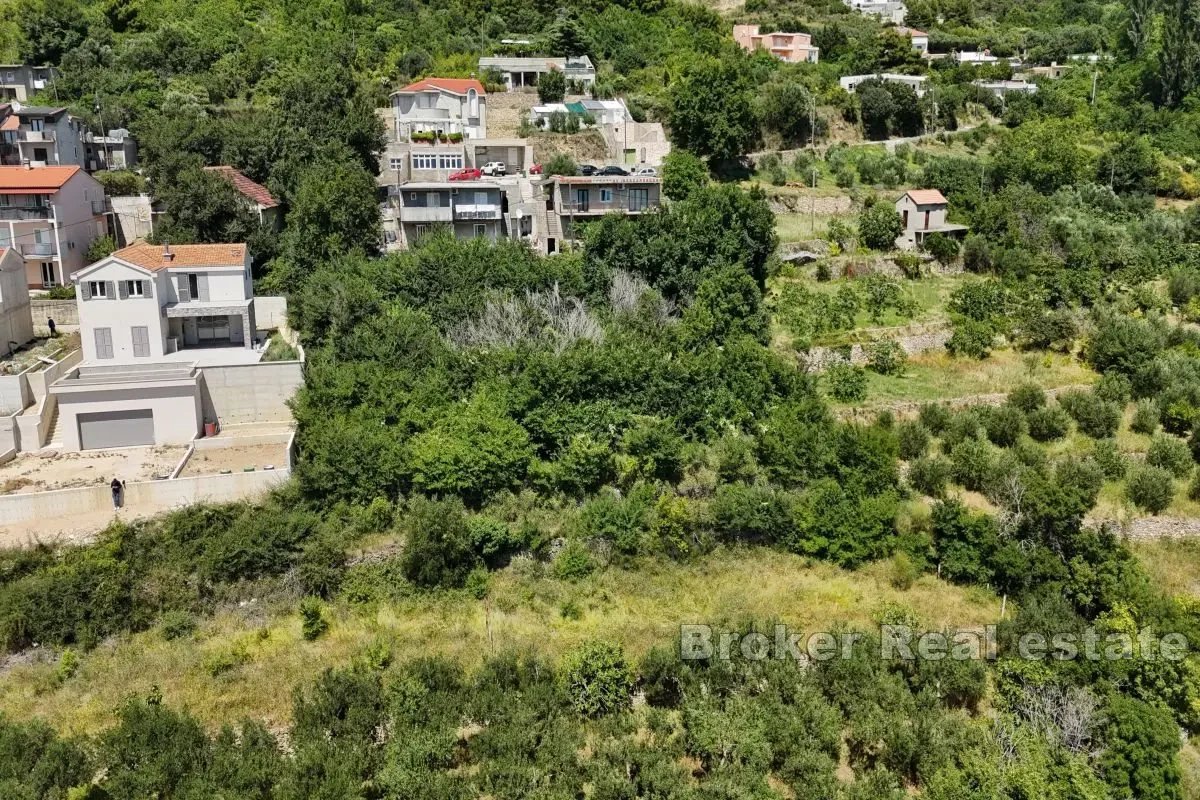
[42,404,62,449]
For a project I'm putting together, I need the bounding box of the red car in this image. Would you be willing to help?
[529,164,544,175]
[449,168,482,181]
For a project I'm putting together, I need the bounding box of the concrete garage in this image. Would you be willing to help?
[50,363,203,451]
[78,409,154,449]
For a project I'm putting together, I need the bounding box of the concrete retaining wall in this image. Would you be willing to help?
[200,361,303,425]
[26,348,81,402]
[0,468,289,526]
[31,299,79,328]
[806,328,951,372]
[253,296,289,331]
[0,371,30,415]
[0,415,16,453]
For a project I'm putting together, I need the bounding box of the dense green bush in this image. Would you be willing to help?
[711,483,798,543]
[896,421,930,461]
[621,418,685,484]
[946,318,994,359]
[400,497,480,589]
[981,404,1028,448]
[867,339,908,376]
[908,456,952,498]
[1131,399,1161,435]
[561,641,633,717]
[1027,406,1071,442]
[949,438,993,492]
[825,362,868,403]
[918,403,953,435]
[1059,390,1122,439]
[1126,465,1176,514]
[1007,383,1046,413]
[299,598,329,641]
[1092,439,1129,480]
[1146,434,1194,478]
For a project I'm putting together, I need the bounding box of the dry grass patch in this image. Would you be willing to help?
[1133,538,1200,599]
[0,549,1000,736]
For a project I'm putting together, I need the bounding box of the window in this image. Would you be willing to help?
[93,327,113,359]
[437,153,463,170]
[88,280,107,298]
[600,189,613,203]
[131,326,150,357]
[29,118,43,131]
[628,188,650,211]
[389,157,403,171]
[474,224,487,237]
[40,263,55,287]
[412,153,438,170]
[125,280,144,297]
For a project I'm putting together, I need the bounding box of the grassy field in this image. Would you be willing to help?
[0,549,1001,736]
[830,348,1099,410]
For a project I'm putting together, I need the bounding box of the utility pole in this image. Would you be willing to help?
[1090,70,1098,105]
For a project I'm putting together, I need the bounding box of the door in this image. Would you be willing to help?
[40,262,55,287]
[576,189,589,212]
[197,315,230,343]
[78,409,154,450]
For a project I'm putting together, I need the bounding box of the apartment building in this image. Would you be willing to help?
[0,65,56,102]
[544,175,662,251]
[395,182,504,248]
[732,25,820,64]
[390,78,487,142]
[0,165,106,289]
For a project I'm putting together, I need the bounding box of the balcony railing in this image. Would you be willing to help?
[18,242,56,257]
[0,206,51,221]
[454,204,501,221]
[18,130,55,142]
[398,206,453,223]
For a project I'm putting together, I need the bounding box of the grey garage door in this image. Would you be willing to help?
[78,409,155,450]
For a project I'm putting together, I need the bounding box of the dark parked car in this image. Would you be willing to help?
[597,165,629,176]
[579,164,598,176]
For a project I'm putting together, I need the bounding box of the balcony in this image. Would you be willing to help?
[91,200,106,215]
[18,130,55,143]
[0,206,51,221]
[398,206,453,223]
[454,203,501,221]
[18,242,57,258]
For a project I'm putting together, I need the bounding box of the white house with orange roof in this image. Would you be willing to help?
[203,166,281,231]
[894,189,969,249]
[390,77,487,142]
[894,27,929,54]
[72,242,255,363]
[732,25,820,64]
[0,164,106,289]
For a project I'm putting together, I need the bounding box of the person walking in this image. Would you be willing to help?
[47,318,56,337]
[110,477,124,510]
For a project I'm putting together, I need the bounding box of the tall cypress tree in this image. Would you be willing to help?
[1160,0,1200,106]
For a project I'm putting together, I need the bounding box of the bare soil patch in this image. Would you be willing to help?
[0,446,186,494]
[180,443,288,477]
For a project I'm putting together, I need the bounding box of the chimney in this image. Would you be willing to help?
[162,243,174,263]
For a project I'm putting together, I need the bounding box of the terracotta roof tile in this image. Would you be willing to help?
[904,189,948,205]
[395,77,486,96]
[112,242,247,272]
[0,165,80,190]
[0,115,17,132]
[203,166,279,208]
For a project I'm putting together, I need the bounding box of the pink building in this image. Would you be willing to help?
[732,25,820,64]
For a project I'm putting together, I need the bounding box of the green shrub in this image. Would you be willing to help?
[1126,465,1176,514]
[580,489,653,556]
[896,421,930,461]
[909,457,952,498]
[400,497,480,589]
[941,408,986,450]
[1093,439,1129,480]
[299,597,328,641]
[622,417,685,483]
[553,539,595,581]
[946,318,994,359]
[981,404,1027,448]
[1187,471,1200,501]
[44,285,76,300]
[894,252,922,279]
[1027,406,1070,442]
[710,483,798,543]
[950,438,993,492]
[918,402,952,435]
[825,362,868,403]
[867,339,907,376]
[561,640,634,716]
[159,610,197,641]
[553,434,615,497]
[1007,383,1046,413]
[1131,399,1160,435]
[1059,390,1121,439]
[1146,434,1194,478]
[1094,372,1133,406]
[297,536,347,599]
[713,434,758,484]
[889,551,922,590]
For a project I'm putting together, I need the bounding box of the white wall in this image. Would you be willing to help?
[55,171,106,283]
[76,260,164,361]
[161,265,250,304]
[56,382,202,450]
[200,361,302,425]
[0,248,33,355]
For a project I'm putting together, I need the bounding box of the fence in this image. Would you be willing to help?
[0,467,289,528]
